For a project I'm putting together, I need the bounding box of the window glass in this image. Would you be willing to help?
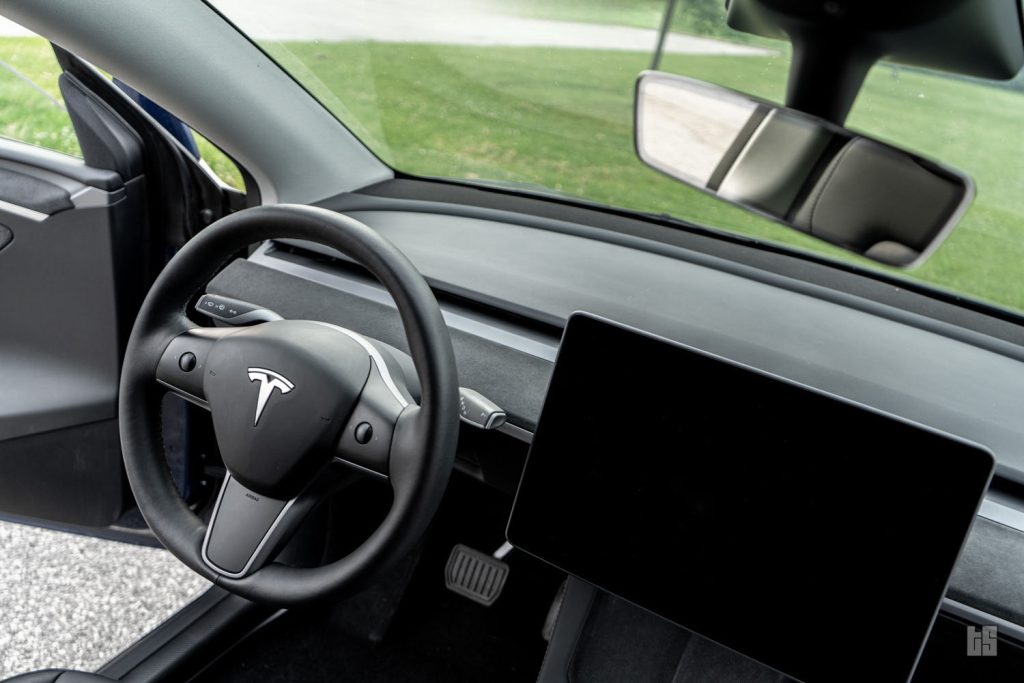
[0,20,245,192]
[0,20,80,157]
[847,66,1024,310]
[210,0,1024,313]
[193,131,245,190]
[212,0,791,242]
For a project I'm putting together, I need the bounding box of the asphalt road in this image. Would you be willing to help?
[0,521,210,678]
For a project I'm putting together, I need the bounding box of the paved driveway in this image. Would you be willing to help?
[213,0,768,55]
[0,3,769,56]
[0,521,209,678]
[212,0,769,54]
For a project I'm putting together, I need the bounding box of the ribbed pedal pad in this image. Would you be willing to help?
[445,544,509,606]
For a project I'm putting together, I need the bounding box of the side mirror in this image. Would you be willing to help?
[634,71,973,267]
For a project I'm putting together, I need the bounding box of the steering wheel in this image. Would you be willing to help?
[119,204,460,605]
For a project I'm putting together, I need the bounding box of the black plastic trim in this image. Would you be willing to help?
[269,241,565,341]
[0,511,160,548]
[334,177,1024,345]
[0,139,123,190]
[98,586,275,682]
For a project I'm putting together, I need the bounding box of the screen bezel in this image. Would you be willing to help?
[507,311,994,683]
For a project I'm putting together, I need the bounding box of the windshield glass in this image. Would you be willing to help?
[210,0,1024,313]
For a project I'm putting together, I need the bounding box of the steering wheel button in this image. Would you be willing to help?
[354,422,373,444]
[178,352,197,372]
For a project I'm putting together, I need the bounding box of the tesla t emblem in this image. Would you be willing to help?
[247,368,294,426]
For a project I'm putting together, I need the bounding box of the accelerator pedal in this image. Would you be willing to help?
[445,544,509,606]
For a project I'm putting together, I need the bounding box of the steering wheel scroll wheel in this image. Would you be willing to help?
[119,204,460,605]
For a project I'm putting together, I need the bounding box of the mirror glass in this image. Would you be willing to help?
[635,71,973,267]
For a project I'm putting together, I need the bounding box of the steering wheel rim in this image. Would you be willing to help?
[119,204,460,606]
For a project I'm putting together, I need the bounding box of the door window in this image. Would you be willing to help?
[0,21,80,156]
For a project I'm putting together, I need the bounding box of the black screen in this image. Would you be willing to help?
[507,314,993,683]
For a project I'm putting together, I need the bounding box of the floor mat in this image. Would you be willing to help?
[196,475,563,682]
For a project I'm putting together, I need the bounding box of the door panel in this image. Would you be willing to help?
[0,137,142,526]
[0,38,241,532]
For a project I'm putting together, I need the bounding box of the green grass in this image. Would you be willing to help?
[3,34,1024,313]
[193,134,243,190]
[0,37,79,156]
[267,39,1024,311]
[0,37,243,188]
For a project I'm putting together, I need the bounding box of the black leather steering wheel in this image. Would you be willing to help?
[119,204,460,606]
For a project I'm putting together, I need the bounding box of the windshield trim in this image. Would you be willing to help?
[348,173,1024,334]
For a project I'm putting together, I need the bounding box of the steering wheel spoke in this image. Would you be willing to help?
[155,325,237,409]
[202,474,293,578]
[334,343,412,478]
[202,460,350,579]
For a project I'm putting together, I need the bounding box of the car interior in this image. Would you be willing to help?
[1,0,1024,681]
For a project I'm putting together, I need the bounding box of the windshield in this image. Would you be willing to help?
[210,0,1024,314]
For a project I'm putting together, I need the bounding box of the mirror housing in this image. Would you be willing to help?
[634,71,973,267]
[727,0,1024,123]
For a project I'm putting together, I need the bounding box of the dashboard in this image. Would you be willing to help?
[204,194,1024,641]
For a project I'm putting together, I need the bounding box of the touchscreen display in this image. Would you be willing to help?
[507,313,993,683]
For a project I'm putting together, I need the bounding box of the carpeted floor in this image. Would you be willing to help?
[195,475,564,682]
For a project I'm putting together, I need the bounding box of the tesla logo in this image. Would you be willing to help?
[247,367,294,426]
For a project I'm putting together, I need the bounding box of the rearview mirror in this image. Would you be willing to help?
[634,71,973,267]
